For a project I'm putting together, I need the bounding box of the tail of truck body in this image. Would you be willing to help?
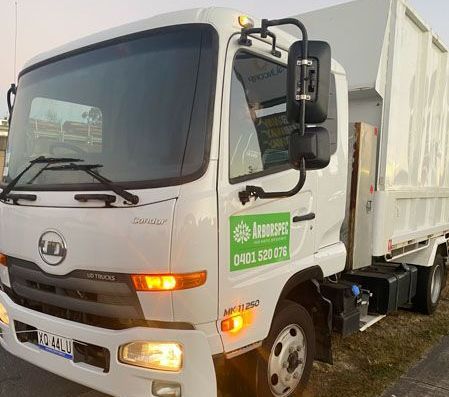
[290,0,449,267]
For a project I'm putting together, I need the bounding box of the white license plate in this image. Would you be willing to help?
[37,330,74,360]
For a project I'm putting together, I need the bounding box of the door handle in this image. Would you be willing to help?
[293,213,316,223]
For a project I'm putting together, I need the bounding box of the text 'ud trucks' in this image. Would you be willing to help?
[1,1,448,396]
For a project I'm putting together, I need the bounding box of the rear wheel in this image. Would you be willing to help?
[414,254,446,314]
[256,301,315,397]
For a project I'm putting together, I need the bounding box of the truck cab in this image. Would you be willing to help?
[0,8,344,396]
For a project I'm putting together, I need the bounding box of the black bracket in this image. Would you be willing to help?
[6,193,37,205]
[239,159,307,205]
[7,83,17,125]
[74,193,117,208]
[239,27,281,58]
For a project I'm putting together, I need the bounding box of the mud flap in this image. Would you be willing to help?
[311,280,333,364]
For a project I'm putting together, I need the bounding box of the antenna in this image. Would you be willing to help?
[13,0,18,82]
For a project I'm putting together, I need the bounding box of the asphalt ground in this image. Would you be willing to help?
[2,336,449,397]
[0,346,108,397]
[0,346,230,397]
[381,336,449,397]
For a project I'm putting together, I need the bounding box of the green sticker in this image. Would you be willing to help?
[230,213,290,272]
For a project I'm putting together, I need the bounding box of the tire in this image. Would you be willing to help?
[255,301,315,397]
[414,254,445,314]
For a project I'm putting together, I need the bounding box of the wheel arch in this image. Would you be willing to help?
[275,266,333,364]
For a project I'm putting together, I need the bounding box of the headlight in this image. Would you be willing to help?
[0,302,9,325]
[119,341,183,372]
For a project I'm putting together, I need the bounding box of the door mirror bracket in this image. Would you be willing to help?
[238,17,312,205]
[237,19,332,205]
[239,158,307,205]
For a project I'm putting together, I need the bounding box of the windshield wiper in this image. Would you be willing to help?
[74,193,117,207]
[45,163,139,205]
[0,156,83,201]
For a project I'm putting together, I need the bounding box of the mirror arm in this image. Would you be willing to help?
[265,31,281,58]
[262,18,309,136]
[239,158,306,205]
[238,28,281,57]
[238,17,311,205]
[7,83,17,125]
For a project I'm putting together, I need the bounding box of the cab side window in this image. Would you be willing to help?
[229,51,337,182]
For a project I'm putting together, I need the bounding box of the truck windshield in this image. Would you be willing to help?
[5,24,217,190]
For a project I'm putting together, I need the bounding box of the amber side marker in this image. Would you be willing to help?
[221,315,244,334]
[131,271,207,292]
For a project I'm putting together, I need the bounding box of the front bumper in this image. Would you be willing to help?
[0,291,217,397]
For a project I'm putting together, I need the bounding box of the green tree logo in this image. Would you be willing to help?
[233,221,251,244]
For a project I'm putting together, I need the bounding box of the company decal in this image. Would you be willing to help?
[230,213,290,272]
[247,64,285,84]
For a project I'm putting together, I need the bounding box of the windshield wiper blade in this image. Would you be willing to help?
[7,193,37,204]
[0,156,83,201]
[30,156,84,165]
[26,156,87,185]
[46,163,140,205]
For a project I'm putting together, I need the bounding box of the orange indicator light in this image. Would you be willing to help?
[221,315,244,334]
[132,271,207,292]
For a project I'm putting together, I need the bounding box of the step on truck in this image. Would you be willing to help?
[1,1,449,396]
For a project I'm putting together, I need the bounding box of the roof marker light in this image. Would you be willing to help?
[238,16,255,29]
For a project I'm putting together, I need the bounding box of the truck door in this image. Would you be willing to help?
[217,38,318,352]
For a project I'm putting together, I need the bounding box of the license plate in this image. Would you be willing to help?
[37,330,74,360]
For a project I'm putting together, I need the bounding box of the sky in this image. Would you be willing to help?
[0,0,448,118]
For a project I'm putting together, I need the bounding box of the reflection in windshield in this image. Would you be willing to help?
[7,25,217,189]
[29,98,103,157]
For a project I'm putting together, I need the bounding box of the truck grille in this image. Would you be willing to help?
[4,257,144,329]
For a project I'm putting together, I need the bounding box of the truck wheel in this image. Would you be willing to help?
[256,301,315,397]
[414,254,445,314]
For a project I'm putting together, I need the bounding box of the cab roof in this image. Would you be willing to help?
[22,7,345,76]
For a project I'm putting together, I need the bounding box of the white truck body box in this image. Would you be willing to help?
[288,0,449,261]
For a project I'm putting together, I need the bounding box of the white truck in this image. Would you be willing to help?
[1,0,448,396]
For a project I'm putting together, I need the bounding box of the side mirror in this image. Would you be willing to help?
[287,41,331,124]
[289,127,331,170]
